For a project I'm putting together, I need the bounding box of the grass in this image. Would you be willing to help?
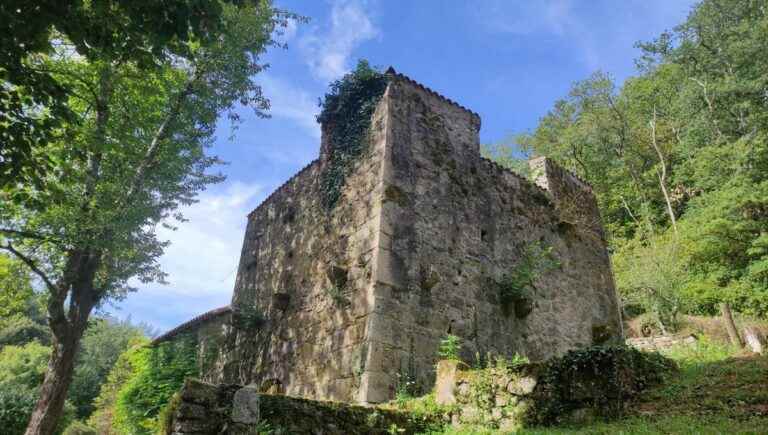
[426,336,768,434]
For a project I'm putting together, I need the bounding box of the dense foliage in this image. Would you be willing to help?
[496,0,768,326]
[317,60,388,208]
[0,0,293,187]
[69,318,146,419]
[530,346,675,425]
[111,335,198,434]
[1,1,295,431]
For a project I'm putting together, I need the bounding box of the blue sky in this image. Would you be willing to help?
[110,0,697,332]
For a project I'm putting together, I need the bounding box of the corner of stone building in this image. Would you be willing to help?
[529,156,624,340]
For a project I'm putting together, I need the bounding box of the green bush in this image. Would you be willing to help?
[437,334,462,361]
[113,334,198,434]
[0,388,76,435]
[0,315,51,347]
[0,389,37,435]
[530,345,675,425]
[87,338,149,434]
[0,341,50,390]
[62,420,97,435]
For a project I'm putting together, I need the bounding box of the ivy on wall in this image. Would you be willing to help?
[113,334,198,434]
[317,60,388,208]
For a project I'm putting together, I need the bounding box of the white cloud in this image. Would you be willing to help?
[300,0,380,82]
[258,73,321,138]
[134,181,263,301]
[475,0,692,72]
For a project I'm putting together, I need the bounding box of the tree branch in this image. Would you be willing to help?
[0,228,52,242]
[123,77,197,203]
[0,243,57,293]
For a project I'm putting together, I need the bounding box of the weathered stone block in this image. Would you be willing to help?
[231,386,261,424]
[507,376,537,396]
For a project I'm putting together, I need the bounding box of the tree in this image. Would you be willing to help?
[68,317,145,419]
[0,2,295,433]
[87,338,148,435]
[516,0,768,326]
[0,254,36,324]
[0,0,283,188]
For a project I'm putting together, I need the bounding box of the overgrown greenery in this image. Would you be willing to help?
[437,334,462,361]
[490,0,768,326]
[316,60,388,208]
[494,242,559,315]
[324,285,350,307]
[112,334,198,434]
[429,337,768,434]
[232,305,267,329]
[0,1,295,431]
[530,346,675,425]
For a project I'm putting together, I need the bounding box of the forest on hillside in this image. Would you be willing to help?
[487,0,768,334]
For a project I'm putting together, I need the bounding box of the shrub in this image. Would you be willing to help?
[0,315,51,346]
[530,345,675,425]
[437,334,462,361]
[0,389,37,435]
[114,334,198,434]
[62,420,97,435]
[0,341,50,390]
[495,241,559,316]
[0,388,76,435]
[87,338,149,435]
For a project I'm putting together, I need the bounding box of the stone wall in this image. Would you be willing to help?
[166,379,440,435]
[430,346,672,431]
[215,86,394,403]
[626,335,698,352]
[362,74,622,402]
[203,69,622,404]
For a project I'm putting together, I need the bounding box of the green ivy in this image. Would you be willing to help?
[232,305,266,329]
[317,60,388,208]
[114,334,198,434]
[529,345,675,425]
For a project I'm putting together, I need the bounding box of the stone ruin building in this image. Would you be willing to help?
[156,67,623,405]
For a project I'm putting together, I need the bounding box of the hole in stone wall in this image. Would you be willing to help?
[287,250,294,259]
[480,229,488,242]
[283,207,296,224]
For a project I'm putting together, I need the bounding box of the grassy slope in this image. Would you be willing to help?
[437,338,768,435]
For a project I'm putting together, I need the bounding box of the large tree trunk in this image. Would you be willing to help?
[25,250,99,435]
[720,302,744,348]
[24,329,84,435]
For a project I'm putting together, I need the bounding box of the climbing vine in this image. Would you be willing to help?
[529,345,675,425]
[317,60,388,208]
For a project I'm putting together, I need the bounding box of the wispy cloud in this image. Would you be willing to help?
[258,73,320,138]
[475,0,692,73]
[114,181,263,330]
[479,0,575,36]
[123,181,260,298]
[300,0,380,82]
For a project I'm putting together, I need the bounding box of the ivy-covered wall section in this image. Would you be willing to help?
[318,60,388,208]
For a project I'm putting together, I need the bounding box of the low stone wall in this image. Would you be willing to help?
[166,379,440,435]
[626,335,697,352]
[432,346,674,431]
[435,360,537,432]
